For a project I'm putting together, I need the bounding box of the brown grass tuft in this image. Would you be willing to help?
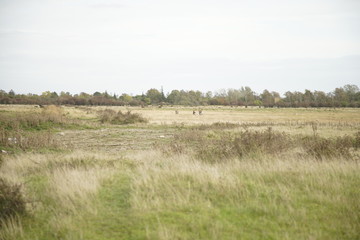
[97,109,148,124]
[0,178,26,222]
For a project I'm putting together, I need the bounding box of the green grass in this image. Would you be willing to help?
[1,151,359,240]
[78,173,146,240]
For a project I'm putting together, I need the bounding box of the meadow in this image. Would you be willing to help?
[0,105,359,240]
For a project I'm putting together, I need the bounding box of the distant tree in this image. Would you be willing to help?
[50,92,58,98]
[1,84,359,107]
[60,91,71,97]
[120,94,133,103]
[167,90,181,105]
[8,89,15,97]
[343,84,359,103]
[41,91,52,98]
[242,86,255,106]
[313,91,329,107]
[103,91,110,98]
[303,89,314,107]
[272,91,281,107]
[333,87,348,107]
[0,90,7,97]
[146,88,163,105]
[261,90,274,107]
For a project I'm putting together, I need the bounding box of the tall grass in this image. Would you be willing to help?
[0,105,68,151]
[128,150,360,239]
[0,105,67,131]
[0,151,123,240]
[0,148,359,239]
[162,127,359,162]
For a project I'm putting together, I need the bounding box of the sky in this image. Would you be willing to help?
[0,0,360,96]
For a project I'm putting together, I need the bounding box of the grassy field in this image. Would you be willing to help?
[0,105,359,240]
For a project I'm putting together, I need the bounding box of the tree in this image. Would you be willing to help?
[120,94,133,103]
[333,87,348,107]
[242,86,255,106]
[313,91,328,107]
[50,92,58,98]
[8,90,15,97]
[261,90,274,107]
[146,88,163,105]
[167,90,181,105]
[303,89,314,107]
[272,91,281,107]
[343,84,359,102]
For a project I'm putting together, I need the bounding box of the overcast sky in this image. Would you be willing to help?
[1,0,359,96]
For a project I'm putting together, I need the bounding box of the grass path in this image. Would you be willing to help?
[78,173,144,240]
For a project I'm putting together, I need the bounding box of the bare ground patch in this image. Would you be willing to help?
[56,127,176,153]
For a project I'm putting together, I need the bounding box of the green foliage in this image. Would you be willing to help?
[1,84,359,107]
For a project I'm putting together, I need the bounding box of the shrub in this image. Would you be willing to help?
[0,178,26,222]
[301,135,354,160]
[164,128,293,162]
[98,109,148,124]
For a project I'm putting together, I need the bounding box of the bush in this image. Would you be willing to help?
[164,128,293,162]
[98,109,148,124]
[301,135,354,160]
[0,179,26,222]
[162,127,359,162]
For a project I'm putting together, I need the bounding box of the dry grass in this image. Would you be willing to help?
[160,127,359,162]
[97,109,148,124]
[47,167,112,212]
[0,147,359,239]
[130,150,359,209]
[0,151,121,211]
[129,150,360,239]
[0,216,24,240]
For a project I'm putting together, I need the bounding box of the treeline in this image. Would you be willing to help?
[1,84,359,108]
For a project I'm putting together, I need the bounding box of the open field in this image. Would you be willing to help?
[0,105,359,239]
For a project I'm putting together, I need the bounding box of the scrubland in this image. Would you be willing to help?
[0,105,359,239]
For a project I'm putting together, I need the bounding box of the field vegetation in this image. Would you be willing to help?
[0,105,359,239]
